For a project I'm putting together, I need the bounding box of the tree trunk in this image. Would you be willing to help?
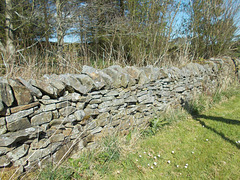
[43,0,50,48]
[119,0,124,17]
[56,0,64,64]
[5,0,15,74]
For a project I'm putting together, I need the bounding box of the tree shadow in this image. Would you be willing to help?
[182,101,240,149]
[197,115,240,126]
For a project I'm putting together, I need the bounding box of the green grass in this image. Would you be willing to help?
[101,88,240,180]
[30,86,240,180]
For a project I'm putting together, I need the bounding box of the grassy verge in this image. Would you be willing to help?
[101,86,240,180]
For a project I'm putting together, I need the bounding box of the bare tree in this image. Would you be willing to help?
[4,0,15,74]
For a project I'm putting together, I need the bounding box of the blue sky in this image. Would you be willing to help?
[50,0,240,43]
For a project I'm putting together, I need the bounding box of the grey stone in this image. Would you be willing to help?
[42,104,56,111]
[76,102,85,109]
[137,90,148,97]
[31,111,52,126]
[59,106,76,117]
[101,96,115,101]
[50,115,76,126]
[27,142,62,162]
[87,104,98,109]
[56,101,70,109]
[103,67,131,88]
[43,74,66,96]
[59,74,88,94]
[0,101,4,113]
[119,91,131,99]
[95,112,110,127]
[6,108,34,124]
[89,99,102,104]
[73,74,95,91]
[90,127,102,135]
[39,99,58,105]
[140,97,155,104]
[0,146,14,156]
[0,81,14,107]
[112,98,125,106]
[137,94,151,102]
[71,92,82,102]
[0,124,7,135]
[84,108,99,116]
[31,79,58,98]
[0,127,43,147]
[18,77,42,98]
[74,110,85,121]
[42,95,50,100]
[85,121,97,131]
[0,155,10,167]
[175,86,185,93]
[50,134,65,143]
[124,66,142,80]
[125,96,137,103]
[0,117,6,126]
[105,90,119,96]
[7,117,31,132]
[7,144,29,161]
[138,71,150,85]
[82,65,112,89]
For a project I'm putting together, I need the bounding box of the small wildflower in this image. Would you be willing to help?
[185,164,188,166]
[154,156,157,159]
[176,165,179,168]
[192,151,194,154]
[151,166,154,169]
[171,151,174,154]
[203,125,205,127]
[148,164,150,167]
[117,170,120,174]
[167,160,171,164]
[139,155,142,158]
[153,162,157,166]
[144,151,146,154]
[184,165,188,168]
[206,139,209,141]
[136,159,138,162]
[157,154,160,158]
[180,173,182,175]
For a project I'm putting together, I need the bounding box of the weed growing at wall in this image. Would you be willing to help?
[185,84,239,116]
[142,109,189,136]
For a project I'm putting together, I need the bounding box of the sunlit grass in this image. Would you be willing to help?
[103,87,240,180]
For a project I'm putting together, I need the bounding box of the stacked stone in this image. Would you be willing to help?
[0,58,236,170]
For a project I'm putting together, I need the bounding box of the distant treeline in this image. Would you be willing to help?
[0,0,239,76]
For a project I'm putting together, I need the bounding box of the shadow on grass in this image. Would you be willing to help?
[183,102,240,149]
[197,115,240,126]
[192,117,240,149]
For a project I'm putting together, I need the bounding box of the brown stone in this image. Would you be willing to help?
[10,102,40,114]
[8,79,33,105]
[63,128,72,137]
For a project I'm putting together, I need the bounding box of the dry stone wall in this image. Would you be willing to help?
[0,57,237,170]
